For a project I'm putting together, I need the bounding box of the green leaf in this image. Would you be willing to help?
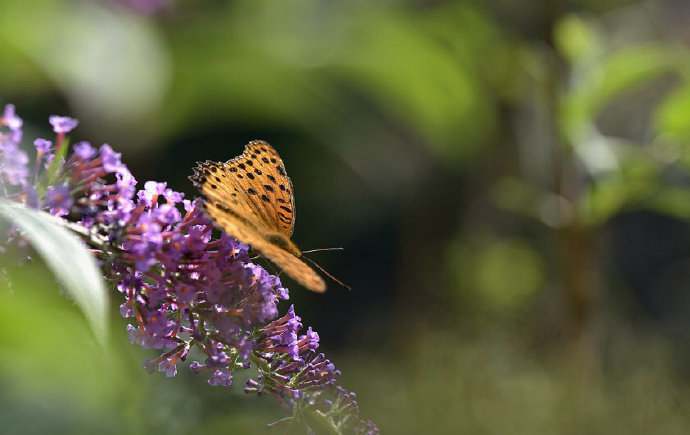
[39,137,70,195]
[655,81,690,141]
[645,187,690,220]
[0,199,108,344]
[595,45,681,107]
[554,15,599,63]
[562,44,685,141]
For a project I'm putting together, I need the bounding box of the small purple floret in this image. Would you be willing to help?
[49,115,79,134]
[73,141,96,159]
[34,138,52,153]
[0,143,29,186]
[45,184,73,216]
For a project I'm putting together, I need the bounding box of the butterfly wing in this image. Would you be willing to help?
[223,141,296,237]
[190,141,326,293]
[198,201,325,292]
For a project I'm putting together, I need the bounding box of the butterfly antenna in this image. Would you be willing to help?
[302,247,344,254]
[302,255,352,291]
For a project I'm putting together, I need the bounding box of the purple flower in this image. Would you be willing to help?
[100,144,125,174]
[300,327,320,351]
[2,104,22,130]
[208,369,233,387]
[119,301,135,317]
[45,184,73,216]
[164,188,184,204]
[115,169,137,209]
[138,181,167,206]
[34,139,52,153]
[183,199,194,213]
[260,305,301,359]
[174,283,197,303]
[1,104,23,144]
[0,103,377,434]
[73,141,96,159]
[49,115,78,134]
[0,143,29,186]
[189,361,203,374]
[159,357,178,377]
[24,185,39,208]
[152,203,181,225]
[127,323,168,349]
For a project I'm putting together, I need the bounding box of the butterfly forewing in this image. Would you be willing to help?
[223,141,295,237]
[202,205,325,292]
[190,140,326,293]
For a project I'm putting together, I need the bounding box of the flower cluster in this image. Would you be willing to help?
[0,105,377,434]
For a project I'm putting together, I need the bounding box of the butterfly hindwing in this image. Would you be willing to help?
[203,202,325,292]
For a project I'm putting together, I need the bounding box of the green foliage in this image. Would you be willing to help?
[0,200,108,344]
[555,15,600,63]
[0,261,131,434]
[655,82,690,141]
[447,236,545,314]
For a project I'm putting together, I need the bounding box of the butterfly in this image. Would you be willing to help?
[190,140,327,292]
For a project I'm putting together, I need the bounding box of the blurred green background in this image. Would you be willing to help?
[3,0,690,433]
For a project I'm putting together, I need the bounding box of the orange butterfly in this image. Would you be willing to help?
[190,140,326,292]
